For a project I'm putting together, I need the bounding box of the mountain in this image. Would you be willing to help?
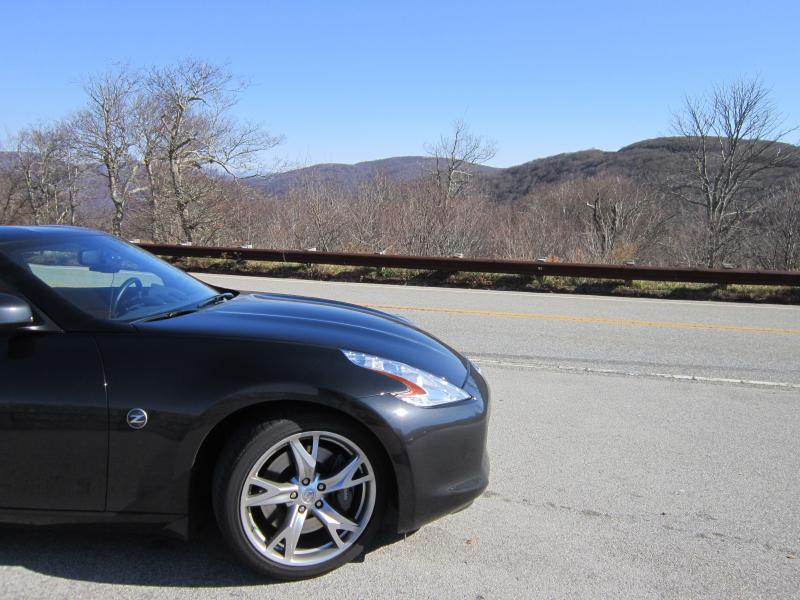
[5,138,799,208]
[483,137,800,203]
[248,137,800,201]
[250,156,501,195]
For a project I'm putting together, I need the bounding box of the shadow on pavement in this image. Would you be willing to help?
[0,522,407,587]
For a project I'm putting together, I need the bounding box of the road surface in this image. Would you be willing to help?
[1,275,797,599]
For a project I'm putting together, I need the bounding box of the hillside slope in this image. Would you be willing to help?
[483,137,800,202]
[251,156,500,195]
[5,138,799,208]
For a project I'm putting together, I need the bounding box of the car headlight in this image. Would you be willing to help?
[341,349,471,407]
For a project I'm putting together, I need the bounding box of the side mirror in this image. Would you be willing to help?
[0,293,34,330]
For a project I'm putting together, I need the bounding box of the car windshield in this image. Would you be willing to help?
[7,234,220,322]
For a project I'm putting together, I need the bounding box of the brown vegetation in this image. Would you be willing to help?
[1,63,798,272]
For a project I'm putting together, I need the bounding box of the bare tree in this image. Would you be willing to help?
[425,119,496,205]
[396,177,490,257]
[13,123,86,225]
[216,183,283,248]
[0,159,25,224]
[489,201,566,261]
[380,120,499,257]
[576,176,671,263]
[346,175,397,252]
[132,90,168,241]
[283,177,349,252]
[14,126,61,225]
[672,78,797,267]
[749,178,800,269]
[74,66,141,236]
[145,59,281,243]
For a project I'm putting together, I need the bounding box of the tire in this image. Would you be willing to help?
[212,411,388,580]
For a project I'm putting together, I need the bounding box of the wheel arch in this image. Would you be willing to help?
[188,399,403,532]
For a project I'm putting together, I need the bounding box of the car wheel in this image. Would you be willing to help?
[212,412,387,579]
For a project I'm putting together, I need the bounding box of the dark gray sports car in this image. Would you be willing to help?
[0,225,490,579]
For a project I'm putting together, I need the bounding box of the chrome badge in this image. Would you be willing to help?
[126,408,148,430]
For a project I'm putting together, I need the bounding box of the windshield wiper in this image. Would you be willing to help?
[135,307,199,323]
[197,292,235,309]
[134,293,234,323]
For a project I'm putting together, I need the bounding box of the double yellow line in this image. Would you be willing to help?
[368,304,800,336]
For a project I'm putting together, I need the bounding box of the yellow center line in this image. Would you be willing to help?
[367,304,800,335]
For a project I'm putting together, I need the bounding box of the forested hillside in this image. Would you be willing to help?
[1,62,798,270]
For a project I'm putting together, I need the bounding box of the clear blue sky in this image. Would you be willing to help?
[1,0,798,167]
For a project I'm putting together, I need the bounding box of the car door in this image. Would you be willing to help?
[0,278,108,511]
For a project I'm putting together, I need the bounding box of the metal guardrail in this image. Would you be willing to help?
[137,243,800,287]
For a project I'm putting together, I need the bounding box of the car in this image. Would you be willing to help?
[0,225,490,580]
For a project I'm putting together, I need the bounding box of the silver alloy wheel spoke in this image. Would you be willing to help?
[320,456,374,492]
[244,476,298,507]
[289,435,319,481]
[268,504,308,559]
[312,500,359,549]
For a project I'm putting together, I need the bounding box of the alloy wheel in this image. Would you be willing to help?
[238,430,377,567]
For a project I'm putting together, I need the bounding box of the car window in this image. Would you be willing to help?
[10,235,217,322]
[24,248,164,291]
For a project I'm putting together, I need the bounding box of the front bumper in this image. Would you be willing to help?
[360,363,490,532]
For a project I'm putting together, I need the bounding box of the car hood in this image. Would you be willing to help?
[135,292,470,386]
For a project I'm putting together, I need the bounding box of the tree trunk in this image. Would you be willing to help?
[169,158,193,243]
[144,156,160,241]
[107,166,124,237]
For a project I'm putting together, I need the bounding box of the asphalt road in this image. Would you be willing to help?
[2,276,798,599]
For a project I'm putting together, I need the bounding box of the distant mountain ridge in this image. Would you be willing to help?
[251,137,800,201]
[251,156,501,195]
[5,138,799,208]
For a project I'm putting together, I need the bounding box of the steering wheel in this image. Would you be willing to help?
[110,277,143,319]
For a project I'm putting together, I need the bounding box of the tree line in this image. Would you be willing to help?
[1,61,798,270]
[1,59,280,243]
